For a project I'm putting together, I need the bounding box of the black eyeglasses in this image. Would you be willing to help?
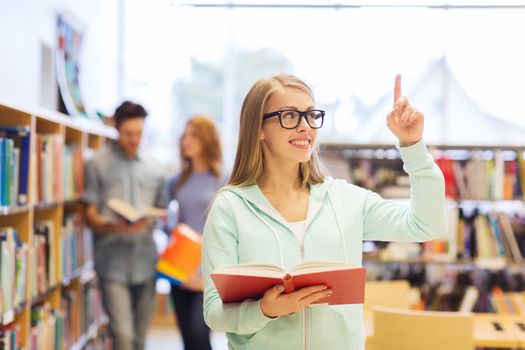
[262,109,325,129]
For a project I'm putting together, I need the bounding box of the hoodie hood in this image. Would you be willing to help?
[219,176,339,267]
[222,176,335,223]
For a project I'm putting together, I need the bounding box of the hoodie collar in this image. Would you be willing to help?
[224,176,334,225]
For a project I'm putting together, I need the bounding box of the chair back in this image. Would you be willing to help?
[364,280,411,312]
[373,306,474,350]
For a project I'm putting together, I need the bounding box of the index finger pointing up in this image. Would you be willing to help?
[394,74,401,106]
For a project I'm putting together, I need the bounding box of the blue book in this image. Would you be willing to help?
[3,138,13,206]
[0,126,30,205]
[489,214,506,257]
[0,138,4,206]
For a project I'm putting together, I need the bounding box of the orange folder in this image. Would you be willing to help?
[156,224,202,285]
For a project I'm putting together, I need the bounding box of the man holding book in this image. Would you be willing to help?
[83,101,168,350]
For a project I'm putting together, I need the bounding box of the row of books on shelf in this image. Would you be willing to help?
[0,227,26,324]
[1,215,92,322]
[0,323,21,350]
[364,260,525,313]
[32,215,91,297]
[343,149,525,200]
[366,208,525,269]
[435,150,525,200]
[32,220,57,297]
[485,287,525,314]
[0,125,85,208]
[82,281,106,336]
[0,277,107,350]
[427,267,525,313]
[422,208,525,267]
[62,214,92,279]
[29,283,107,350]
[37,135,84,204]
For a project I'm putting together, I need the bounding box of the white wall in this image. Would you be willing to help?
[0,0,120,115]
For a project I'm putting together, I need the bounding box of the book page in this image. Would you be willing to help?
[290,261,359,275]
[212,263,285,278]
[107,198,166,222]
[107,198,141,222]
[143,207,167,218]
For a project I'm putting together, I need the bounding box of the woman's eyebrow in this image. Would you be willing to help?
[278,105,316,110]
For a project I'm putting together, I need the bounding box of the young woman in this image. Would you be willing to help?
[166,115,224,350]
[201,74,447,349]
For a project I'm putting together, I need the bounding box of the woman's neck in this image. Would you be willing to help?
[191,156,209,173]
[258,160,305,195]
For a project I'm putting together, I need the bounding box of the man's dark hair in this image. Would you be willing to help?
[113,101,148,128]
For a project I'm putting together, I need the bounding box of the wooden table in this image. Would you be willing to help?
[365,312,525,349]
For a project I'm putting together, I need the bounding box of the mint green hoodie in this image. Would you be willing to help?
[202,140,447,350]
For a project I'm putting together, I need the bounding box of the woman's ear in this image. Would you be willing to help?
[259,131,265,141]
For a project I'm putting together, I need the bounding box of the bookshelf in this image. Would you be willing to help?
[321,142,525,313]
[0,100,116,349]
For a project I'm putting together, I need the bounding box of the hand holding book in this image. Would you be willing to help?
[108,217,151,235]
[260,284,334,318]
[181,271,204,292]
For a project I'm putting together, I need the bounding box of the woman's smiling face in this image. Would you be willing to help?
[260,86,317,165]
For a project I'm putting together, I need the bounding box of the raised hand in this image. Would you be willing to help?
[387,74,424,146]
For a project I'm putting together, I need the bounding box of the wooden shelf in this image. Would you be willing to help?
[33,202,60,211]
[0,101,116,348]
[31,286,58,307]
[69,317,109,350]
[61,268,83,287]
[0,205,29,215]
[364,255,519,270]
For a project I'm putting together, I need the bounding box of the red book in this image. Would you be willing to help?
[211,262,366,305]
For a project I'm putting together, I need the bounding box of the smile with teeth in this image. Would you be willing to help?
[290,139,310,147]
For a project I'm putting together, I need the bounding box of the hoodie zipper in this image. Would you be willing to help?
[246,199,323,350]
[301,239,308,349]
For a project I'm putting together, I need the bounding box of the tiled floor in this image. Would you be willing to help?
[145,326,228,350]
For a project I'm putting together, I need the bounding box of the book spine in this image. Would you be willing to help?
[18,131,29,205]
[282,274,295,293]
[0,138,4,207]
[4,139,13,206]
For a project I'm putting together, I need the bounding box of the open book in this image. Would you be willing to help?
[211,262,366,305]
[107,198,166,223]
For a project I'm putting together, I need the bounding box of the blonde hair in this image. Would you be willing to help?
[229,74,325,187]
[175,115,223,191]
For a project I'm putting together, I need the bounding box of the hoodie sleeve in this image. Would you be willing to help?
[362,139,448,241]
[202,192,275,334]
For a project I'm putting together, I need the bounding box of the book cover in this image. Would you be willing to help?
[0,138,4,207]
[0,126,30,206]
[11,148,19,207]
[156,224,202,285]
[3,139,13,206]
[498,213,523,263]
[211,262,366,305]
[107,197,166,223]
